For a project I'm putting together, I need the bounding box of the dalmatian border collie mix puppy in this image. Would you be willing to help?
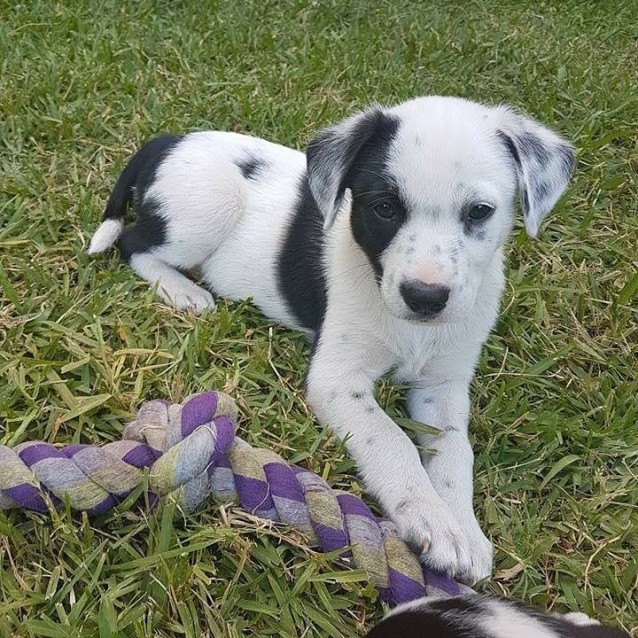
[366,595,630,638]
[89,96,574,584]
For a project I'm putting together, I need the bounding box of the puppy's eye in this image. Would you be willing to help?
[372,202,396,221]
[468,203,495,221]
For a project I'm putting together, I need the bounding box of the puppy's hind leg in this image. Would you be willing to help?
[129,252,216,314]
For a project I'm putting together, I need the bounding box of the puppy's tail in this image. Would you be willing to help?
[87,161,135,255]
[87,134,182,255]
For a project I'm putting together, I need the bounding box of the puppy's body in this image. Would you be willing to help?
[367,595,630,638]
[89,96,574,583]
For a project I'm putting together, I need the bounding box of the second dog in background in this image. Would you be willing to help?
[88,96,574,583]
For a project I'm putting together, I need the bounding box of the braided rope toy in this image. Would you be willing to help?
[0,390,471,606]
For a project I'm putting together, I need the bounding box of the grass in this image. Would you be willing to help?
[1,0,637,635]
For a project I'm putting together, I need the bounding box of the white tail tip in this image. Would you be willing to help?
[87,219,123,254]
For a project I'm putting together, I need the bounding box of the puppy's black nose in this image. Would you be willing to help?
[400,281,450,317]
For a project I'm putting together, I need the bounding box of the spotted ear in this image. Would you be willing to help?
[496,109,575,237]
[306,107,388,230]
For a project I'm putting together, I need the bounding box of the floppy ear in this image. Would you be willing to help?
[496,109,575,237]
[306,107,388,230]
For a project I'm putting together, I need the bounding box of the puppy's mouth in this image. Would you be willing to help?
[384,302,450,324]
[403,310,448,324]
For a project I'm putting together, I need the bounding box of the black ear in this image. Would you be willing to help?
[496,108,575,237]
[306,107,389,229]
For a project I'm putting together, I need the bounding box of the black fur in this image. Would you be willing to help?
[306,108,399,222]
[496,129,531,217]
[104,134,183,261]
[496,129,574,220]
[277,177,327,332]
[346,114,402,279]
[367,596,631,638]
[367,597,490,638]
[118,200,168,261]
[236,155,266,180]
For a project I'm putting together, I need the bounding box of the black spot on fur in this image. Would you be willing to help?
[236,155,266,180]
[106,134,183,260]
[277,177,327,332]
[497,129,574,220]
[350,391,364,400]
[395,499,411,514]
[518,131,551,167]
[347,114,403,279]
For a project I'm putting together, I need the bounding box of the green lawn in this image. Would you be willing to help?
[1,0,637,636]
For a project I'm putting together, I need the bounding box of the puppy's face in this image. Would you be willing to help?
[307,97,574,323]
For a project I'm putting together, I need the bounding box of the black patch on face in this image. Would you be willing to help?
[277,177,327,332]
[236,155,266,180]
[108,134,183,260]
[346,114,403,279]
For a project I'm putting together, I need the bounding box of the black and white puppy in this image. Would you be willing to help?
[88,96,574,583]
[366,596,630,638]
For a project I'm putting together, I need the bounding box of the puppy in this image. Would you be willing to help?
[88,96,574,583]
[366,595,630,638]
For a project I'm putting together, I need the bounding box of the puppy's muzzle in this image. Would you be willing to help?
[400,280,450,318]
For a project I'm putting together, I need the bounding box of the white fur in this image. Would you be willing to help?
[87,218,123,254]
[88,96,573,583]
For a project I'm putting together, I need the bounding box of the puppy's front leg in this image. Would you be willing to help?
[306,349,476,580]
[407,381,492,582]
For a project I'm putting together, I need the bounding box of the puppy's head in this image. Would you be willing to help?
[307,96,575,323]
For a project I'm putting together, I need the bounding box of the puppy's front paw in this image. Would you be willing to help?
[395,497,491,584]
[159,285,216,315]
[460,516,493,584]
